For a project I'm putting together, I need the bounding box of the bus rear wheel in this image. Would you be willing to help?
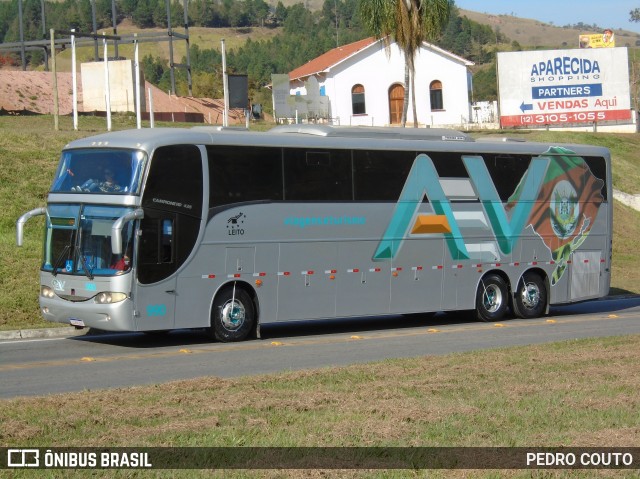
[210,286,255,342]
[476,274,508,322]
[513,272,547,319]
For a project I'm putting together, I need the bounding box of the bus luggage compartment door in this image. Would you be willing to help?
[570,250,602,300]
[276,242,337,321]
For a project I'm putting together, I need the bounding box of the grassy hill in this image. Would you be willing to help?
[37,4,640,75]
[459,9,640,49]
[52,19,282,73]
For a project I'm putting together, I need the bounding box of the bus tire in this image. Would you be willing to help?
[513,272,547,319]
[476,274,508,322]
[210,286,255,342]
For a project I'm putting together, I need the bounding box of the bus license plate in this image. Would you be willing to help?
[69,318,85,327]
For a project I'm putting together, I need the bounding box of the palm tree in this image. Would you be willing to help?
[359,0,452,127]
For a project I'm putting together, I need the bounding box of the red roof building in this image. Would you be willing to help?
[280,37,474,127]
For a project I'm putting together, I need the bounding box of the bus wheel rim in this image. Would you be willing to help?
[221,300,245,330]
[483,285,502,313]
[521,282,541,309]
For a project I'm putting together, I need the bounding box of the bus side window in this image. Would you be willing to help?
[140,218,160,265]
[138,215,178,284]
[284,148,352,201]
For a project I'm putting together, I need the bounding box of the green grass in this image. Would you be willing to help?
[1,335,639,477]
[1,119,639,330]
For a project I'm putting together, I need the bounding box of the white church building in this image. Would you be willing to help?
[286,37,474,127]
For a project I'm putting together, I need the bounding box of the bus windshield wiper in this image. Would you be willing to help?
[78,250,94,280]
[51,244,70,277]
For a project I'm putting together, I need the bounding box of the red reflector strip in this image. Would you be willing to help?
[369,268,381,273]
[452,264,463,269]
[277,272,291,276]
[549,261,555,265]
[201,274,216,279]
[301,270,315,275]
[391,267,402,272]
[228,273,242,278]
[491,263,501,268]
[348,268,360,273]
[253,272,266,277]
[600,259,606,263]
[412,266,423,271]
[530,261,538,266]
[432,265,443,270]
[325,269,337,274]
[567,260,572,264]
[472,264,482,268]
[583,260,589,263]
[511,262,520,267]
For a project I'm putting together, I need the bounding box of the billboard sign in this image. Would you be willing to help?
[228,74,248,109]
[497,48,631,127]
[579,30,615,48]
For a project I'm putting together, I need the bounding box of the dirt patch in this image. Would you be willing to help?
[0,70,250,124]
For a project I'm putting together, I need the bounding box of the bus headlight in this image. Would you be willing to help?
[94,292,128,304]
[41,286,55,299]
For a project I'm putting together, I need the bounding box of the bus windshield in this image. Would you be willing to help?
[51,148,147,195]
[43,204,135,277]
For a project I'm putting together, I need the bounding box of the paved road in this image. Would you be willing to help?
[2,296,639,398]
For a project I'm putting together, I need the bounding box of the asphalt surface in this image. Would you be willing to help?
[1,295,639,398]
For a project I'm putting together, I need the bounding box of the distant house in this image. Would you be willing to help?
[288,37,474,127]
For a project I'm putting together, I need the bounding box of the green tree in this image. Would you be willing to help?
[274,1,288,25]
[358,0,452,127]
[132,0,154,28]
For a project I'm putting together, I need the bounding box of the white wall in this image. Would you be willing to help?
[319,43,471,127]
[81,59,146,113]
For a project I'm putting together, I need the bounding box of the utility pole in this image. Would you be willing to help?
[112,0,119,59]
[18,0,26,70]
[90,0,99,61]
[222,39,229,127]
[50,29,59,131]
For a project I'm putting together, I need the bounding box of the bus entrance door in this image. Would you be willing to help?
[134,278,176,331]
[134,212,178,331]
[135,277,177,331]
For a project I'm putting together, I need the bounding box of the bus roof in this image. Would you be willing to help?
[62,125,610,159]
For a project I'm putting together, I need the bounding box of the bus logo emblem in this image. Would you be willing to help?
[374,148,603,285]
[227,212,246,236]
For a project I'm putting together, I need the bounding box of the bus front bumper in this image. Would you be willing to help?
[39,296,136,332]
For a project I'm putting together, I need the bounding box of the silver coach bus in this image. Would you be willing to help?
[17,125,612,341]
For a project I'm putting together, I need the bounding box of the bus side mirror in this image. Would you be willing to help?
[111,209,144,254]
[16,207,46,247]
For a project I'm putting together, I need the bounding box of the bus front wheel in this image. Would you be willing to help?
[210,286,255,342]
[512,272,547,319]
[476,274,508,322]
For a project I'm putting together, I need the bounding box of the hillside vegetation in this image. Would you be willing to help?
[460,9,640,49]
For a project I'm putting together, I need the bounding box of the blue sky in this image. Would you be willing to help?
[454,0,640,33]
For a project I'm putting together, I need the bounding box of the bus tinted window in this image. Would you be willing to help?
[482,154,532,201]
[284,148,352,201]
[353,150,414,201]
[142,145,203,218]
[428,152,469,178]
[585,156,608,200]
[52,149,146,195]
[207,146,283,207]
